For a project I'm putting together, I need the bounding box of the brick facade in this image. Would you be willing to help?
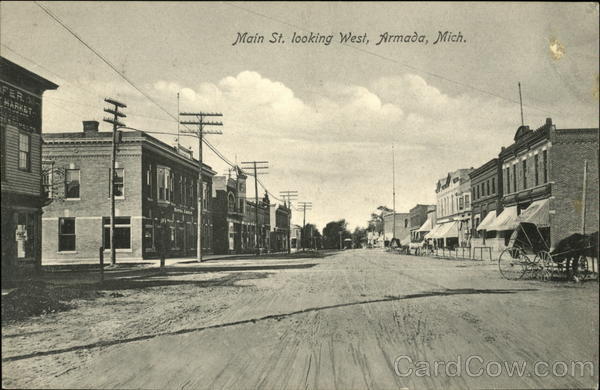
[41,124,215,263]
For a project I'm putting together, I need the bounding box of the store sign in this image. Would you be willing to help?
[0,81,42,133]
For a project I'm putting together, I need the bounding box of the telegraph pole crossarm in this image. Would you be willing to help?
[179,111,223,262]
[103,98,127,267]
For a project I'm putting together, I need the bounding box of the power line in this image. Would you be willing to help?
[31,1,291,204]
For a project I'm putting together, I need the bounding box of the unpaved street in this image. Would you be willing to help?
[2,250,599,389]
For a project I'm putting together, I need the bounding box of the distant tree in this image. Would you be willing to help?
[368,205,392,233]
[301,223,321,249]
[351,226,368,248]
[322,219,351,249]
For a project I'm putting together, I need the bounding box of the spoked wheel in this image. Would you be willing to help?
[499,247,528,280]
[533,250,553,280]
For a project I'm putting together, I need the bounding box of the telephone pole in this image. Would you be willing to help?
[392,143,397,246]
[280,190,298,253]
[103,98,126,266]
[180,112,223,262]
[297,201,312,251]
[240,161,269,255]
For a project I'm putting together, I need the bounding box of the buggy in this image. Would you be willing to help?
[498,222,597,281]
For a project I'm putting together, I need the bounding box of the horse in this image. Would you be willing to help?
[551,231,598,280]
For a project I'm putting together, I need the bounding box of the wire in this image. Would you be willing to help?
[31,1,296,205]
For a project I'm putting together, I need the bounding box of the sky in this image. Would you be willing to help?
[1,2,598,230]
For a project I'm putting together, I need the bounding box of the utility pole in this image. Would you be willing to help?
[240,161,269,255]
[518,82,524,126]
[180,112,223,262]
[297,201,312,251]
[392,142,397,246]
[103,98,127,266]
[280,190,298,254]
[582,160,588,235]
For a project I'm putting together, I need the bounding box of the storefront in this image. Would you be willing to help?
[1,57,58,282]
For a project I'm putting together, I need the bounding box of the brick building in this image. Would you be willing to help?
[489,118,598,248]
[243,194,272,253]
[41,122,216,263]
[428,169,473,248]
[269,203,291,252]
[212,173,246,254]
[1,57,58,281]
[469,158,503,254]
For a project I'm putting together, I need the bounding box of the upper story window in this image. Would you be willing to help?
[109,168,124,198]
[464,194,470,208]
[18,132,31,171]
[534,154,539,186]
[146,165,153,198]
[505,167,511,194]
[512,164,517,194]
[157,166,172,201]
[202,182,208,210]
[491,177,496,194]
[458,196,464,210]
[522,159,527,189]
[65,169,80,199]
[486,180,490,196]
[542,150,548,183]
[228,193,236,213]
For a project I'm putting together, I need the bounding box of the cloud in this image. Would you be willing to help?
[41,70,597,230]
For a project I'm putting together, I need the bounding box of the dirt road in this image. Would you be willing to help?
[2,250,598,389]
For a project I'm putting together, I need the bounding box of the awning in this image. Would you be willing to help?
[476,211,497,231]
[424,223,442,239]
[417,215,434,232]
[517,199,550,227]
[436,221,459,238]
[486,206,518,231]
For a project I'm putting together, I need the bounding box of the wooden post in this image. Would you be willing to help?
[99,247,104,283]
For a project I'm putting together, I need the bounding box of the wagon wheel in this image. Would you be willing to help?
[574,256,590,281]
[498,247,528,280]
[533,251,553,280]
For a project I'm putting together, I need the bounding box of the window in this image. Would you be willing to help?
[16,212,36,258]
[144,220,155,252]
[202,182,208,210]
[157,167,172,201]
[404,219,408,228]
[109,168,124,198]
[228,193,236,212]
[58,217,76,251]
[65,169,80,199]
[18,133,31,171]
[491,178,496,194]
[542,150,548,183]
[42,162,54,199]
[102,217,131,249]
[505,167,510,193]
[522,159,527,189]
[486,180,490,196]
[512,164,517,193]
[534,154,539,186]
[481,183,485,197]
[459,196,464,210]
[464,194,470,208]
[476,185,480,199]
[1,125,6,180]
[146,166,153,198]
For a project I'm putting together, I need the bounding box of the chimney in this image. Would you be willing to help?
[545,118,552,126]
[83,120,99,134]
